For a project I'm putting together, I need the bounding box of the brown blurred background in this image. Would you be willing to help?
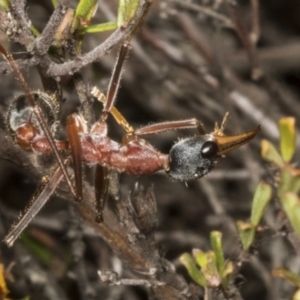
[0,0,300,299]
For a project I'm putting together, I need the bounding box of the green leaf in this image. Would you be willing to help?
[193,249,208,269]
[236,221,256,250]
[279,117,296,162]
[261,139,284,167]
[202,252,221,288]
[118,0,139,28]
[251,181,272,227]
[72,0,98,32]
[223,261,234,278]
[180,253,207,287]
[205,251,218,275]
[210,231,225,275]
[192,249,224,288]
[279,166,300,196]
[81,0,140,34]
[280,192,300,238]
[222,261,234,288]
[83,22,118,33]
[273,268,300,287]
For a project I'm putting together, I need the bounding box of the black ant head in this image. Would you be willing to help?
[167,126,260,181]
[168,135,219,181]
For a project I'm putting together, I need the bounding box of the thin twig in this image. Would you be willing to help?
[35,0,71,55]
[250,0,260,45]
[168,0,235,29]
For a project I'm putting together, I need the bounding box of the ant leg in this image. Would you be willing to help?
[90,0,153,133]
[135,119,207,136]
[4,159,70,247]
[90,43,131,138]
[100,42,131,122]
[94,165,109,223]
[0,44,77,200]
[92,86,207,136]
[67,114,88,202]
[91,86,134,133]
[90,42,132,222]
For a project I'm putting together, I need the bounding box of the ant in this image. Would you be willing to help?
[0,39,259,247]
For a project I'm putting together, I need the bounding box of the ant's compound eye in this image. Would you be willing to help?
[200,140,218,158]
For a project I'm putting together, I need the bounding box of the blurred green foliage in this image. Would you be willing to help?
[180,231,233,289]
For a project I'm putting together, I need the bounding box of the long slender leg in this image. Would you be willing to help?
[0,44,77,200]
[135,119,207,136]
[100,42,131,122]
[92,87,208,136]
[67,114,87,202]
[4,159,70,247]
[94,165,110,223]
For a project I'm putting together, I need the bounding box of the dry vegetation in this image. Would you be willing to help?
[0,0,300,299]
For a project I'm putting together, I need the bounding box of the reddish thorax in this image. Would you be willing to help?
[80,134,169,176]
[24,113,170,176]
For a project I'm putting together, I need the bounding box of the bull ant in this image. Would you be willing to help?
[0,38,259,247]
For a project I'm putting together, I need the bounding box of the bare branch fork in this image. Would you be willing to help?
[0,0,152,77]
